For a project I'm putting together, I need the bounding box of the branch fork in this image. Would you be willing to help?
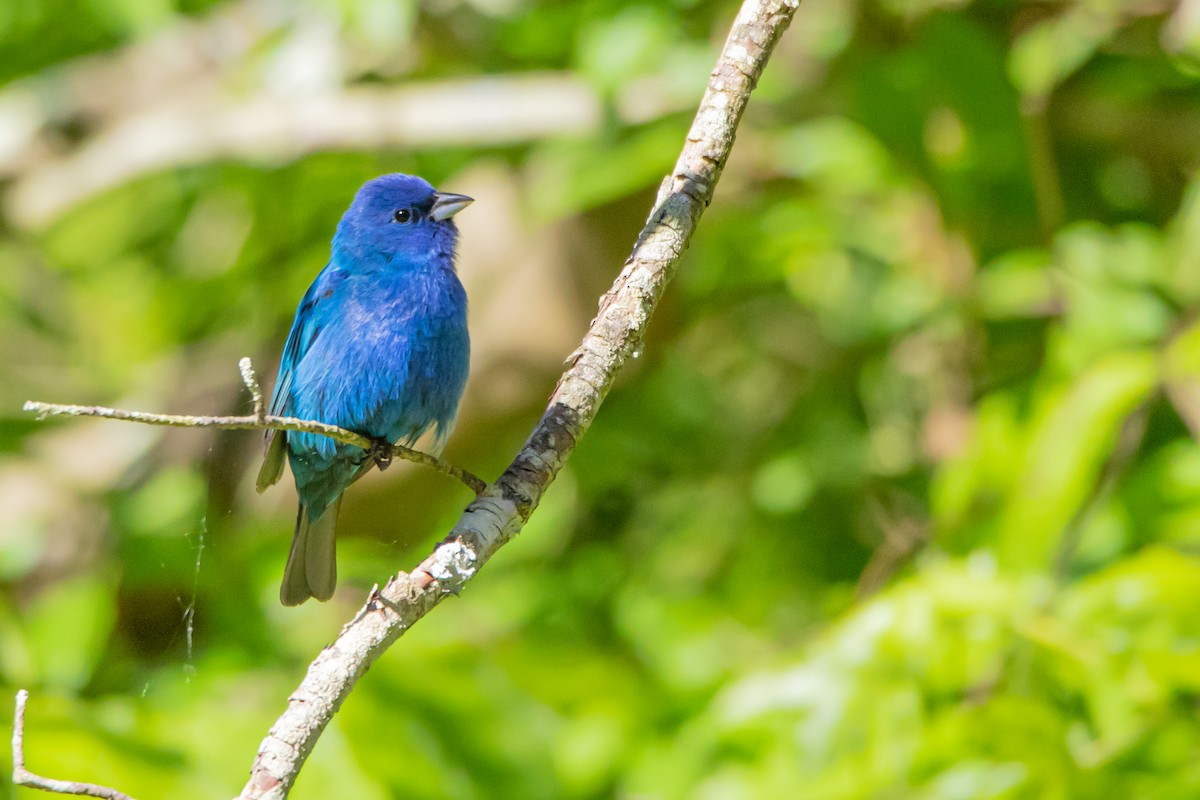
[12,689,136,800]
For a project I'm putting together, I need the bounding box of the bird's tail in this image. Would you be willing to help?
[280,498,341,606]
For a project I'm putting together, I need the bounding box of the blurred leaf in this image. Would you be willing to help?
[576,6,678,93]
[978,248,1057,319]
[997,351,1158,570]
[1009,4,1124,102]
[25,575,117,689]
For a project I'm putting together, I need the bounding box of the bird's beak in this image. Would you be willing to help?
[430,192,474,221]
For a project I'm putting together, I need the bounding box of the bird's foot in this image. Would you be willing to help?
[368,437,394,471]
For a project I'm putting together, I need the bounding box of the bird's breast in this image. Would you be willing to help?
[300,269,469,441]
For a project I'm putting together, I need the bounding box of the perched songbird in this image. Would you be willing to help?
[256,174,473,606]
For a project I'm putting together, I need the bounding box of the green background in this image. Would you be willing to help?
[3,0,1200,797]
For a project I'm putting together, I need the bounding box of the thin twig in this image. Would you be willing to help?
[854,492,929,599]
[1054,404,1149,578]
[12,690,138,800]
[21,400,488,495]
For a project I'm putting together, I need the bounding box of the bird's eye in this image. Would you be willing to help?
[393,209,412,223]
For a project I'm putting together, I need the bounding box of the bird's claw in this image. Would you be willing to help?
[369,437,394,471]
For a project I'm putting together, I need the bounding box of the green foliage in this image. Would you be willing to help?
[2,0,1200,797]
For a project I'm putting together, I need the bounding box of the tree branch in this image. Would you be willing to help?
[6,75,603,229]
[22,359,488,495]
[11,689,138,800]
[239,1,800,797]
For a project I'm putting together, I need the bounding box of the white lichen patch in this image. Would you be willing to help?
[425,539,478,583]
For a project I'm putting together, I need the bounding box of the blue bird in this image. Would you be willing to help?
[256,173,473,606]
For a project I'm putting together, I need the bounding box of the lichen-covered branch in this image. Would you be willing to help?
[11,690,137,800]
[238,1,800,797]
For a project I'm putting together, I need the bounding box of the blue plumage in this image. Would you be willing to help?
[256,173,472,605]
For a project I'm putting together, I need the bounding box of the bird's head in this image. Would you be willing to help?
[333,173,473,268]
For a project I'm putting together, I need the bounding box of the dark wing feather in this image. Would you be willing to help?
[255,262,343,492]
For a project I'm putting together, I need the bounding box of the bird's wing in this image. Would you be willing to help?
[256,262,345,492]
